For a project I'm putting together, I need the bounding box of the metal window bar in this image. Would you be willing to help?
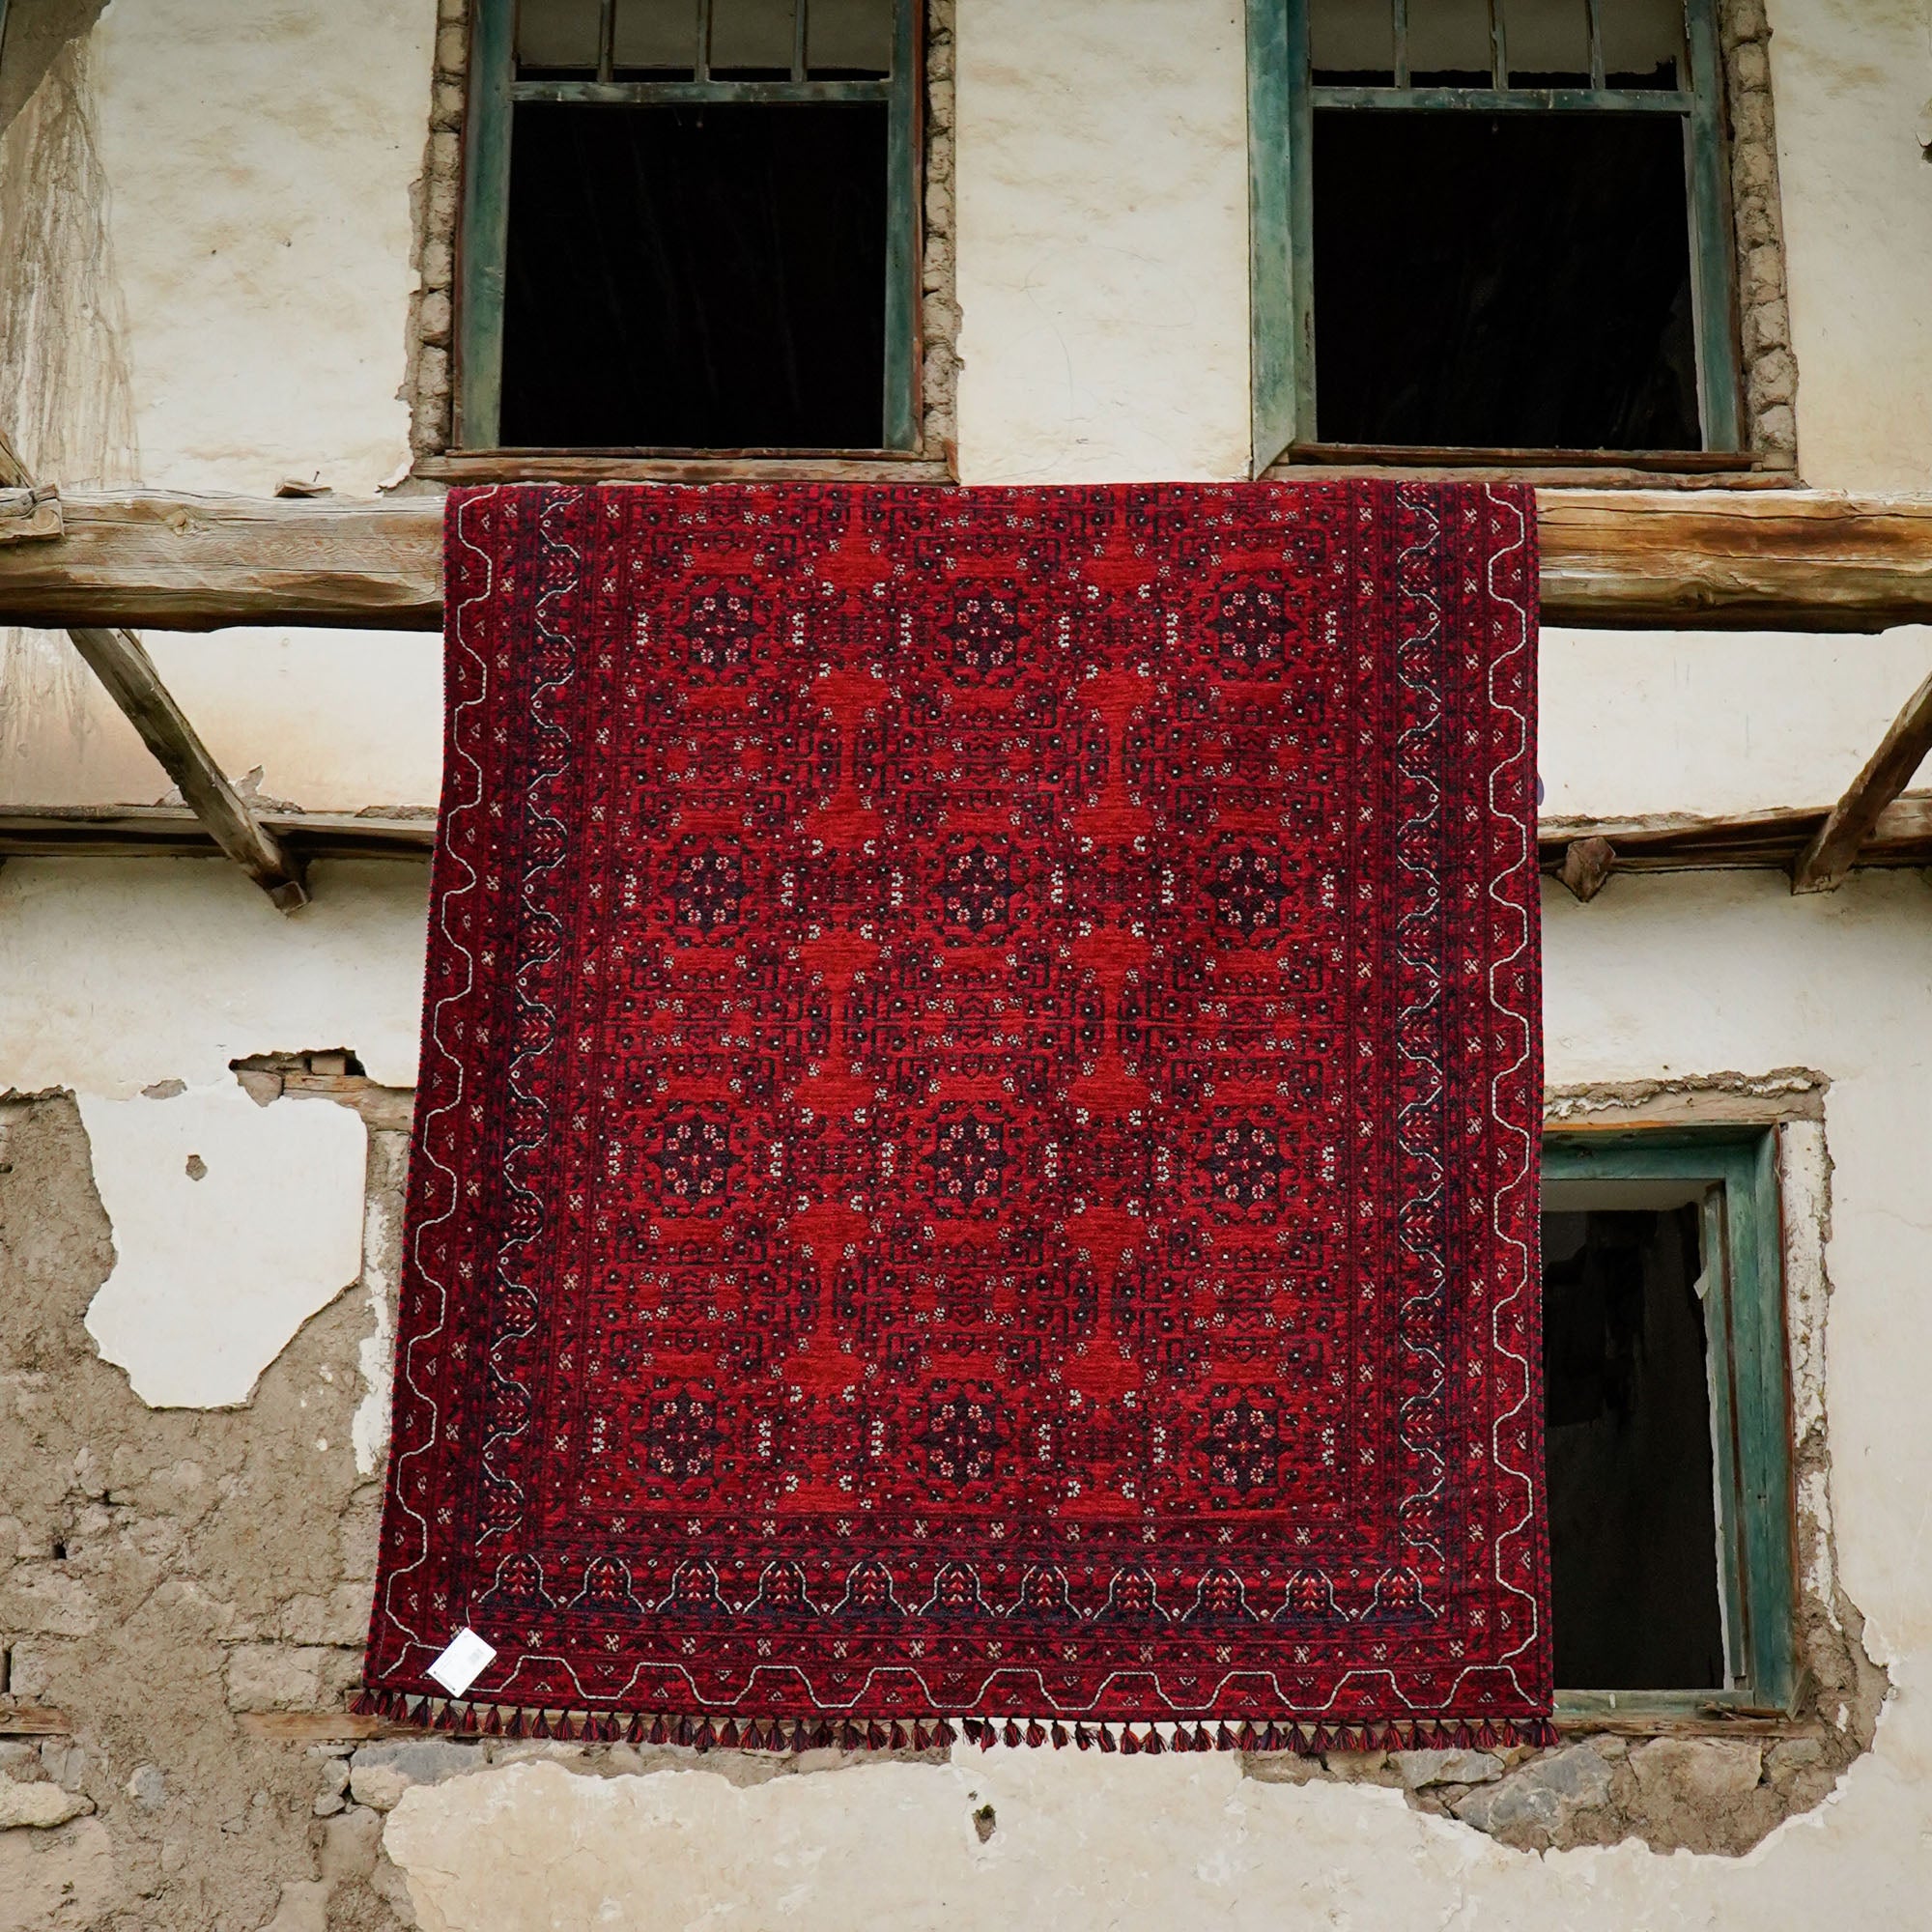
[1317,0,1692,108]
[461,0,921,450]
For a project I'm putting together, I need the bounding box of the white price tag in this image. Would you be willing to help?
[426,1627,497,1698]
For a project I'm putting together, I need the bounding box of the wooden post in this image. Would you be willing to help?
[1790,668,1932,894]
[64,626,310,910]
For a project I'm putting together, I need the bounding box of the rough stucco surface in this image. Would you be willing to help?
[953,0,1251,482]
[1769,0,1932,491]
[0,1092,412,1931]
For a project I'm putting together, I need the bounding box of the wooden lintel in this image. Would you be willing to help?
[1540,793,1932,880]
[5,796,1928,879]
[2,488,1932,633]
[63,627,311,911]
[1790,669,1932,894]
[0,1704,73,1737]
[0,803,435,862]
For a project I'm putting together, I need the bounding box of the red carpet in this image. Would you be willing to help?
[363,481,1550,1749]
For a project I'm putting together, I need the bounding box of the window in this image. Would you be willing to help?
[1542,1128,1797,1718]
[457,0,921,453]
[1247,0,1743,469]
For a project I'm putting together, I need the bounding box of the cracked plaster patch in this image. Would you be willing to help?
[78,1079,365,1407]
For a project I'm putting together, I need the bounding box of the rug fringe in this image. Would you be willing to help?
[351,1688,1557,1755]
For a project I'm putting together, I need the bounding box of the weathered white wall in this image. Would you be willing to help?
[1768,0,1932,494]
[87,0,429,493]
[953,0,1251,483]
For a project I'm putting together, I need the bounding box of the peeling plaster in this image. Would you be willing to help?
[78,1080,365,1407]
[0,858,428,1096]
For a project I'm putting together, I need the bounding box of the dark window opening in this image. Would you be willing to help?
[1310,110,1702,450]
[1543,1207,1726,1691]
[500,101,888,450]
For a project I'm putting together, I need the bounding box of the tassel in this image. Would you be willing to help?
[1024,1721,1044,1749]
[789,1720,810,1754]
[1074,1724,1093,1751]
[1192,1724,1211,1752]
[1216,1722,1236,1751]
[692,1719,712,1754]
[1051,1723,1069,1750]
[1003,1719,1022,1749]
[1144,1725,1165,1755]
[908,1721,927,1751]
[935,1720,957,1747]
[352,1689,381,1719]
[978,1721,997,1753]
[1096,1724,1117,1754]
[1120,1725,1142,1756]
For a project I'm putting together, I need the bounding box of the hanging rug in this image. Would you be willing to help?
[361,480,1550,1753]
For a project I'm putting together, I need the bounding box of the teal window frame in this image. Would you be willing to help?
[456,0,923,454]
[1543,1127,1798,1719]
[1246,0,1744,473]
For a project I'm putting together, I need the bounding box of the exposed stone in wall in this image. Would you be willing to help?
[400,0,468,460]
[0,1090,410,1930]
[403,0,961,465]
[1721,0,1800,469]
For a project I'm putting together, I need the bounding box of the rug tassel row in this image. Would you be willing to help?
[351,1689,1558,1754]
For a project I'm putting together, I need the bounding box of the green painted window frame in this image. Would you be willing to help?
[1543,1127,1798,1719]
[456,0,923,454]
[1246,0,1744,473]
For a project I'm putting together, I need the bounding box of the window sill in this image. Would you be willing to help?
[414,449,955,486]
[1269,443,1799,490]
[1554,1690,1810,1738]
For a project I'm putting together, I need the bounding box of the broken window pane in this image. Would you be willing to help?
[1311,0,1394,83]
[808,0,894,75]
[614,0,698,76]
[517,0,601,74]
[1602,0,1686,88]
[1543,1207,1725,1690]
[1311,109,1700,449]
[1503,0,1591,85]
[500,102,887,449]
[1407,0,1495,84]
[709,0,796,77]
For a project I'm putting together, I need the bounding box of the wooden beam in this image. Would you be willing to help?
[0,803,434,863]
[1540,793,1932,881]
[3,488,1932,634]
[63,627,311,910]
[1790,670,1932,894]
[7,796,1928,881]
[0,489,442,632]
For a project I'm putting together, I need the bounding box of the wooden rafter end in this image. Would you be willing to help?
[1790,670,1932,894]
